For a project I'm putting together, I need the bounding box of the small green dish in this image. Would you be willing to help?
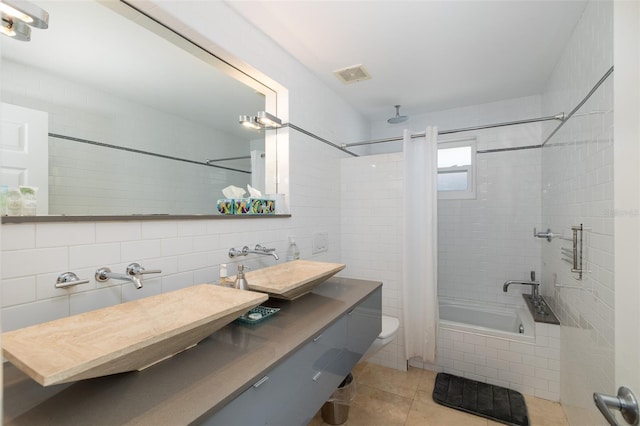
[236,306,280,324]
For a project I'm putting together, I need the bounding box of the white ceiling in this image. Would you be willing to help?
[227,0,588,122]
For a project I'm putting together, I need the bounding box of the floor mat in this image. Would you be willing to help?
[432,372,530,426]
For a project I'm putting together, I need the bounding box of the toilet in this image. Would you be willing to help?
[362,315,400,360]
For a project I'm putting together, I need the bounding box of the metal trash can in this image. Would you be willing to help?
[321,373,356,425]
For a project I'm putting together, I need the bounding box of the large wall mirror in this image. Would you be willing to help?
[0,0,281,220]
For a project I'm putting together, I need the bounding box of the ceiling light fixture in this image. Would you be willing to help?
[0,0,48,42]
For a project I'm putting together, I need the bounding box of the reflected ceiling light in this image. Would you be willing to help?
[0,0,48,42]
[257,111,282,128]
[239,112,283,130]
[239,115,262,130]
[1,11,30,41]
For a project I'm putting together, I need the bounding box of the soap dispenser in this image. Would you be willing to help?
[219,263,230,287]
[234,264,249,290]
[286,236,300,261]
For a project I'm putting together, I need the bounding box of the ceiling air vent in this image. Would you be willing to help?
[333,64,372,85]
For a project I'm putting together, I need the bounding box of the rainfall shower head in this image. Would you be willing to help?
[387,105,409,124]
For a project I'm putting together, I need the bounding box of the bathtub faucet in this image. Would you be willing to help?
[503,271,540,301]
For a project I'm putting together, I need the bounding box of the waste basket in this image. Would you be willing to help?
[321,372,356,425]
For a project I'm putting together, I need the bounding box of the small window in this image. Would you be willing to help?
[437,139,476,199]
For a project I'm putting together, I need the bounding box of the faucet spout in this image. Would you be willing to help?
[229,245,279,260]
[96,267,143,289]
[503,279,540,300]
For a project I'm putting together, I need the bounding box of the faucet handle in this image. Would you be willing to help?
[55,272,90,289]
[126,262,162,276]
[228,247,244,258]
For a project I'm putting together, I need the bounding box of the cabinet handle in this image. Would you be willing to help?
[253,376,269,388]
[313,334,323,342]
[312,371,322,382]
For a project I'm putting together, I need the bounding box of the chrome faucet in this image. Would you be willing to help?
[503,271,540,300]
[96,267,143,289]
[229,244,279,260]
[95,263,162,290]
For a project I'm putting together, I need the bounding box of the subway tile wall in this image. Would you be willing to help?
[340,153,405,371]
[414,321,561,401]
[341,96,545,372]
[438,146,542,305]
[0,129,346,332]
[540,1,614,424]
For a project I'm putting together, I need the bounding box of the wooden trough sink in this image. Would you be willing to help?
[2,284,268,386]
[243,259,346,300]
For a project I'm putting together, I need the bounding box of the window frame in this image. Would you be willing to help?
[437,138,477,200]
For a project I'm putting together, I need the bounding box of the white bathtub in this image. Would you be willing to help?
[439,297,535,343]
[423,297,559,401]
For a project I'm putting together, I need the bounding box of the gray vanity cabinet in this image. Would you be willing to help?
[204,287,382,426]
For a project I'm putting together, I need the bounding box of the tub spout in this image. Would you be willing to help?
[503,280,540,300]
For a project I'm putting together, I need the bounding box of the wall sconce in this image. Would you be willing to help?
[239,115,262,130]
[257,111,282,128]
[0,0,49,42]
[239,111,283,130]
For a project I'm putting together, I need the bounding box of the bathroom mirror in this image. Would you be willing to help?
[0,0,280,220]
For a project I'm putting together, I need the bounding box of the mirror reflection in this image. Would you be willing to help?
[0,0,275,216]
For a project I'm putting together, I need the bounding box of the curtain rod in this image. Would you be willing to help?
[341,113,565,149]
[342,65,614,151]
[206,153,264,164]
[541,65,613,147]
[49,133,251,174]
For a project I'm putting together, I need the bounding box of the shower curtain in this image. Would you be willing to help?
[250,150,265,193]
[402,127,438,364]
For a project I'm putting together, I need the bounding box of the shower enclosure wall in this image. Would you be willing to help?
[341,95,548,372]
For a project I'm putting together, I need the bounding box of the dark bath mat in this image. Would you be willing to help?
[432,372,529,426]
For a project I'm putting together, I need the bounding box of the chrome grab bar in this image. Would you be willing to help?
[594,387,639,426]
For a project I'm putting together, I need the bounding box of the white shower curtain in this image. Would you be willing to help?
[250,150,265,193]
[402,127,438,364]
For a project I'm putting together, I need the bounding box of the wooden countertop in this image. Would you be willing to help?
[3,277,382,425]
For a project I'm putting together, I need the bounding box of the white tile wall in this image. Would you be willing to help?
[438,146,542,305]
[340,96,545,372]
[414,321,561,401]
[540,1,614,424]
[340,153,405,371]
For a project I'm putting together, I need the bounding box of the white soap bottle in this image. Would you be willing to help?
[286,236,300,261]
[219,263,230,286]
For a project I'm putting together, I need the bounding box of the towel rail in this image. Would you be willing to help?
[559,224,588,280]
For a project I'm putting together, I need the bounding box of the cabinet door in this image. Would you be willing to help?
[205,316,348,426]
[267,315,348,425]
[347,288,382,363]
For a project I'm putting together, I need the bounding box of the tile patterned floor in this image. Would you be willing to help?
[310,362,569,426]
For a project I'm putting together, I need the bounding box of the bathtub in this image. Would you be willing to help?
[439,297,535,343]
[421,297,559,401]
